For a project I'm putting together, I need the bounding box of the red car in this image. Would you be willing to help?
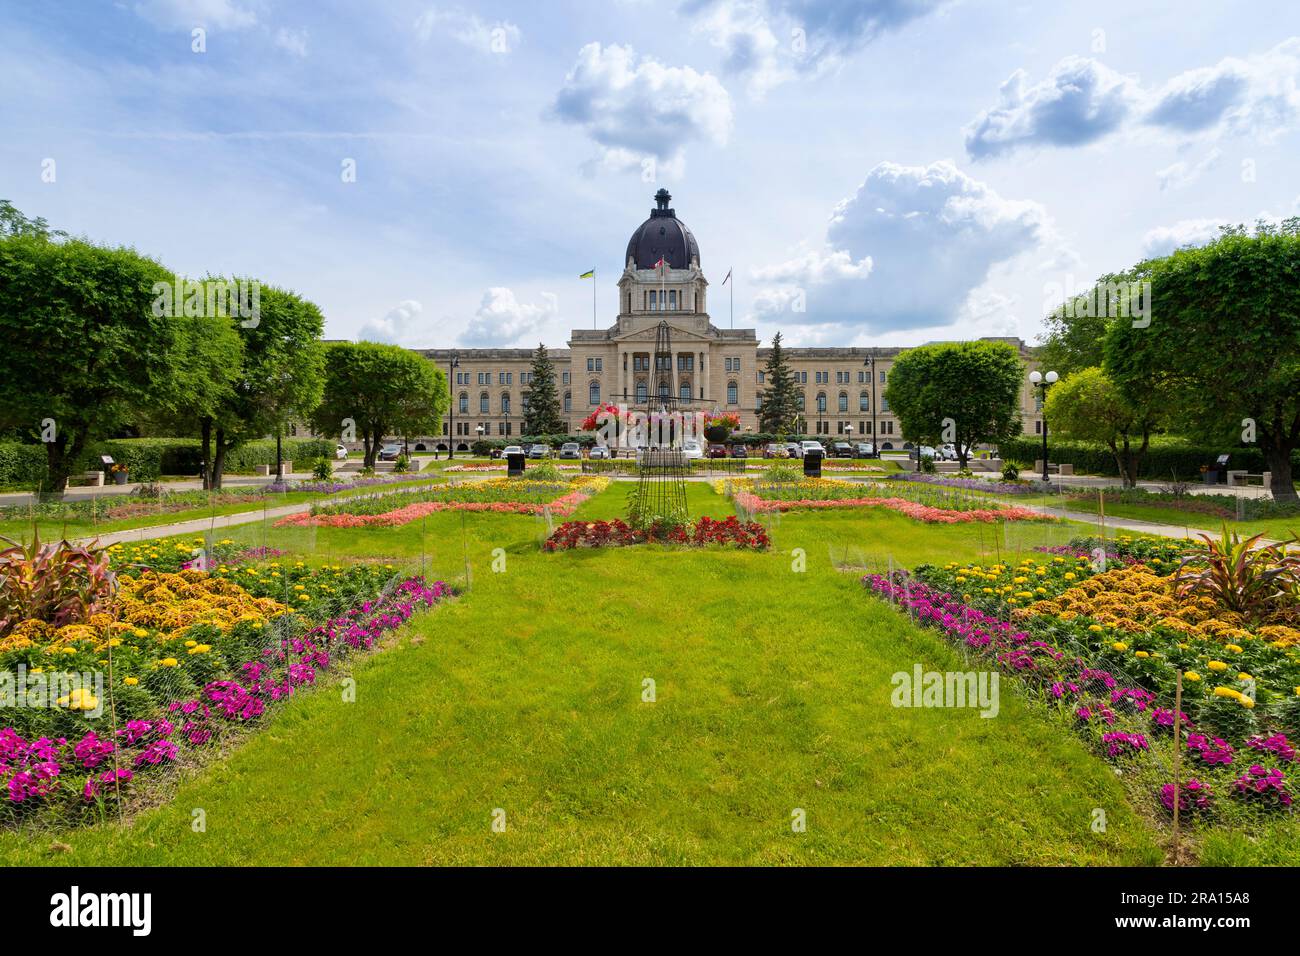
[707,443,729,459]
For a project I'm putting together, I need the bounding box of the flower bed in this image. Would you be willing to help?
[1,568,451,822]
[718,478,1050,524]
[887,473,1041,495]
[275,477,609,528]
[443,463,580,473]
[544,516,770,551]
[864,532,1300,825]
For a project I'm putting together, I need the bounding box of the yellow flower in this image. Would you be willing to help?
[188,644,211,655]
[1225,644,1243,654]
[1110,640,1126,650]
[133,629,148,638]
[1064,572,1076,580]
[1185,672,1201,682]
[1237,672,1253,681]
[1135,651,1150,658]
[160,657,179,667]
[124,677,139,686]
[1207,660,1228,672]
[1240,696,1255,709]
[1214,686,1241,699]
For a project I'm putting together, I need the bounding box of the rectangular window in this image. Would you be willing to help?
[594,359,602,372]
[881,397,890,413]
[562,372,570,385]
[880,370,886,383]
[669,290,677,310]
[587,358,594,372]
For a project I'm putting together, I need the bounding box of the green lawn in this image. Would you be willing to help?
[0,474,447,544]
[0,481,1180,866]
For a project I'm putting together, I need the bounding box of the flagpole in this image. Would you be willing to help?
[592,269,596,329]
[730,265,734,329]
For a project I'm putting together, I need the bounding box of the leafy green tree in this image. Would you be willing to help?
[758,332,799,434]
[0,235,180,491]
[0,200,65,240]
[884,340,1024,468]
[1105,220,1300,502]
[204,282,326,488]
[1036,272,1137,376]
[310,341,448,468]
[1044,367,1163,487]
[523,343,564,435]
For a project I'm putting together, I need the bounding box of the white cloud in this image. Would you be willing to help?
[1140,219,1224,258]
[414,7,520,54]
[964,56,1139,159]
[684,0,946,97]
[550,43,732,175]
[133,0,258,30]
[274,28,308,58]
[458,289,559,346]
[1155,147,1221,190]
[967,39,1300,159]
[358,300,424,345]
[750,160,1049,332]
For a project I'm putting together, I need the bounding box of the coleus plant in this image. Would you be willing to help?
[1174,525,1300,623]
[0,531,117,637]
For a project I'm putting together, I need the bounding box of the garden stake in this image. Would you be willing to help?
[1171,669,1183,862]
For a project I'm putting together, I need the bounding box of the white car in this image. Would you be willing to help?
[800,440,826,457]
[335,443,349,460]
[680,439,704,460]
[938,443,972,461]
[588,445,611,460]
[502,445,525,457]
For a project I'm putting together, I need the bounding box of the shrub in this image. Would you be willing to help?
[312,456,333,480]
[393,454,411,473]
[0,533,116,639]
[997,436,1300,480]
[1001,461,1021,481]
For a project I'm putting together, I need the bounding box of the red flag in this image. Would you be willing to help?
[654,256,666,273]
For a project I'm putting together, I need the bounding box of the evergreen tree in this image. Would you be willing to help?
[758,332,799,434]
[523,342,564,435]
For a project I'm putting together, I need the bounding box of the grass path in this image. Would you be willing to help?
[0,484,1165,865]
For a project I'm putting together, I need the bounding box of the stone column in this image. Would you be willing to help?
[703,347,711,407]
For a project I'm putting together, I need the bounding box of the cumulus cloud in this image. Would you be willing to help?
[413,6,520,54]
[458,289,559,346]
[964,56,1139,159]
[684,0,946,97]
[1140,219,1225,258]
[750,160,1049,333]
[133,0,258,29]
[358,300,424,345]
[966,39,1300,159]
[550,42,732,175]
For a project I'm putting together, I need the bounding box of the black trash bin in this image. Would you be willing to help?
[506,452,525,477]
[803,450,823,478]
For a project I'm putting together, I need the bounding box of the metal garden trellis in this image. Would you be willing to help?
[630,320,690,527]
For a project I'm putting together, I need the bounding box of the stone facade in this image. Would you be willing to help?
[413,191,1044,452]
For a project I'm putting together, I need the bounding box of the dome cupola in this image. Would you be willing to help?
[624,189,700,270]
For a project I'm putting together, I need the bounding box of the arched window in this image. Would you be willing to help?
[501,393,511,415]
[658,380,669,399]
[563,391,571,412]
[679,381,691,402]
[838,391,848,413]
[727,381,738,405]
[458,392,468,414]
[589,381,600,405]
[816,392,827,413]
[635,380,648,403]
[479,392,489,414]
[859,391,870,412]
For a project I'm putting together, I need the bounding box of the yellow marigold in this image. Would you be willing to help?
[1185,672,1201,681]
[1214,686,1241,699]
[159,657,179,667]
[1207,660,1228,672]
[124,677,139,686]
[1135,651,1150,658]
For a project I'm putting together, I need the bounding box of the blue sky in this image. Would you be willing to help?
[2,0,1297,350]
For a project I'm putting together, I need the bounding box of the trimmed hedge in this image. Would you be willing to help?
[0,437,333,488]
[997,437,1300,480]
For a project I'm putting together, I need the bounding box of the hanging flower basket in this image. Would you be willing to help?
[704,412,739,443]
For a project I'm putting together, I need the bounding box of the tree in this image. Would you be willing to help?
[0,235,181,491]
[1105,221,1300,502]
[203,282,326,488]
[0,199,65,240]
[1044,367,1163,487]
[1035,273,1135,376]
[758,331,800,434]
[884,340,1024,468]
[523,343,564,435]
[310,341,448,468]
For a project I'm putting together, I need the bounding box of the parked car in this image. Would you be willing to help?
[559,442,581,460]
[763,442,788,459]
[706,443,729,459]
[853,442,875,459]
[527,444,549,459]
[800,440,826,458]
[588,445,610,460]
[335,443,349,460]
[729,443,748,458]
[378,443,403,461]
[502,445,525,457]
[938,443,973,461]
[786,442,803,458]
[912,445,937,460]
[681,438,704,460]
[831,442,853,458]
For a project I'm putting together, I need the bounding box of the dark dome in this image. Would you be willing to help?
[625,188,700,270]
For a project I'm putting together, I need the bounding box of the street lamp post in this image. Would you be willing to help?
[447,353,460,460]
[1029,369,1059,483]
